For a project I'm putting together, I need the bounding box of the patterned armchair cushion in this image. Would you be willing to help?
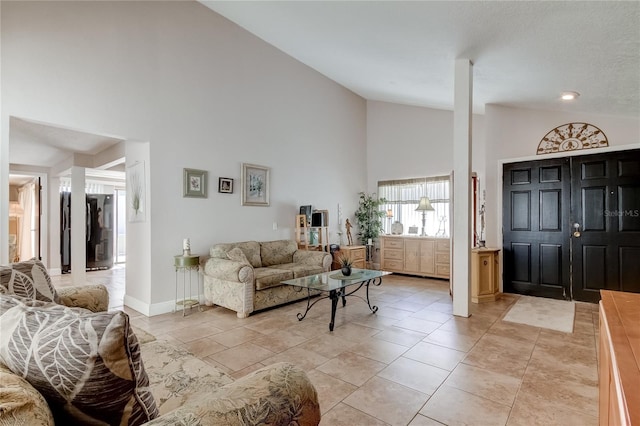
[144,362,321,426]
[141,340,235,416]
[260,240,297,267]
[210,241,262,268]
[0,363,54,426]
[0,258,59,303]
[0,295,159,425]
[226,247,251,265]
[56,283,109,312]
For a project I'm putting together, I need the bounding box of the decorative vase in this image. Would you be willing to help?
[341,266,352,276]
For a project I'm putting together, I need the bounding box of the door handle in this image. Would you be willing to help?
[573,223,581,238]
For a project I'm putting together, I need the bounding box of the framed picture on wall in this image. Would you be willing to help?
[183,168,208,198]
[127,161,146,222]
[218,177,233,194]
[241,163,270,206]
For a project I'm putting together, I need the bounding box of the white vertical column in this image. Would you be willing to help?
[70,166,87,286]
[0,117,9,264]
[452,59,473,317]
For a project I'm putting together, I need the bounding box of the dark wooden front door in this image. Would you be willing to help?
[503,158,571,299]
[503,149,640,302]
[571,150,640,302]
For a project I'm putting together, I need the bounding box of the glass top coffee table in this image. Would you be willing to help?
[281,269,391,331]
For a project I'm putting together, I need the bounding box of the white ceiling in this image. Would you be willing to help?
[10,117,125,169]
[8,1,639,173]
[202,1,640,117]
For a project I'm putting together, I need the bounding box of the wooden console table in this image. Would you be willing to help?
[379,236,450,279]
[599,290,639,426]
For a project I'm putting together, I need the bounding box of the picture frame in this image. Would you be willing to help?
[241,163,270,206]
[127,161,146,222]
[218,177,233,194]
[183,168,208,198]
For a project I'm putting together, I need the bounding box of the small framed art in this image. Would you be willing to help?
[241,163,270,206]
[183,168,208,198]
[218,177,233,194]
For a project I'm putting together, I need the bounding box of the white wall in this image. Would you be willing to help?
[483,104,640,250]
[2,1,367,313]
[366,100,486,195]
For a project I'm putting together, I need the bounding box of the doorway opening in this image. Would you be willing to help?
[8,174,42,263]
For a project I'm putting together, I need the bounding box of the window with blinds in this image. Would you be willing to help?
[378,175,450,237]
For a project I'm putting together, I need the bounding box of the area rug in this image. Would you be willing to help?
[132,325,156,344]
[502,295,575,333]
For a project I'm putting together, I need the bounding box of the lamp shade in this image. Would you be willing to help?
[415,197,434,211]
[386,209,393,218]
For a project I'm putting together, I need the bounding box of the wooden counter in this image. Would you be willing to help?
[599,290,640,426]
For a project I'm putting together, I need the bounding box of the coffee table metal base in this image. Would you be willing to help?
[295,276,382,331]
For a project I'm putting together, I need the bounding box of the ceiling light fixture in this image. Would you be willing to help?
[561,91,580,101]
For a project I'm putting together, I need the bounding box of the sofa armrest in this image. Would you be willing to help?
[293,250,332,271]
[144,362,320,426]
[56,284,109,312]
[203,258,255,317]
[204,258,253,282]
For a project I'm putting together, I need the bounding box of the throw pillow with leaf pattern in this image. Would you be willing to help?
[0,295,159,425]
[0,258,59,303]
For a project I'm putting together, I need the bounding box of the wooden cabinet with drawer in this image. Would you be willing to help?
[380,237,404,272]
[471,248,500,303]
[331,245,366,270]
[435,239,451,278]
[380,236,450,279]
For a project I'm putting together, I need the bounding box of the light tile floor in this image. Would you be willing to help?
[51,267,600,425]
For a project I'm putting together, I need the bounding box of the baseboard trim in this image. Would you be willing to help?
[124,295,151,316]
[125,295,203,317]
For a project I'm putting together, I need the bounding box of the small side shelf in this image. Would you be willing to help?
[295,213,329,252]
[174,254,203,316]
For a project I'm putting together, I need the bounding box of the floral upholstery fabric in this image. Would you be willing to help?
[0,363,54,426]
[254,267,294,291]
[144,356,321,426]
[253,283,320,312]
[226,247,250,265]
[0,258,59,303]
[56,283,109,312]
[269,262,324,279]
[210,241,262,268]
[293,250,334,270]
[205,240,331,317]
[0,295,158,425]
[260,240,297,266]
[141,340,234,416]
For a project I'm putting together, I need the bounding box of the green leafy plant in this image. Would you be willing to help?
[337,253,353,268]
[354,192,387,244]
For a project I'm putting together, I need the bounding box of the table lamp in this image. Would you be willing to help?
[386,209,393,234]
[415,197,434,236]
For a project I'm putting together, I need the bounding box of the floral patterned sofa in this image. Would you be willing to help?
[203,240,332,318]
[0,259,321,426]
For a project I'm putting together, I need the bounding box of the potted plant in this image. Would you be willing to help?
[354,192,387,245]
[338,253,353,276]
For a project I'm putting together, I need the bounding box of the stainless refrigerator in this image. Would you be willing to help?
[60,192,114,272]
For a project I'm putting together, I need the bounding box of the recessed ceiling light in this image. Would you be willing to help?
[561,91,580,101]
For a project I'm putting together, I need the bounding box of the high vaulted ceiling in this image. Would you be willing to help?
[203,1,640,117]
[8,1,639,173]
